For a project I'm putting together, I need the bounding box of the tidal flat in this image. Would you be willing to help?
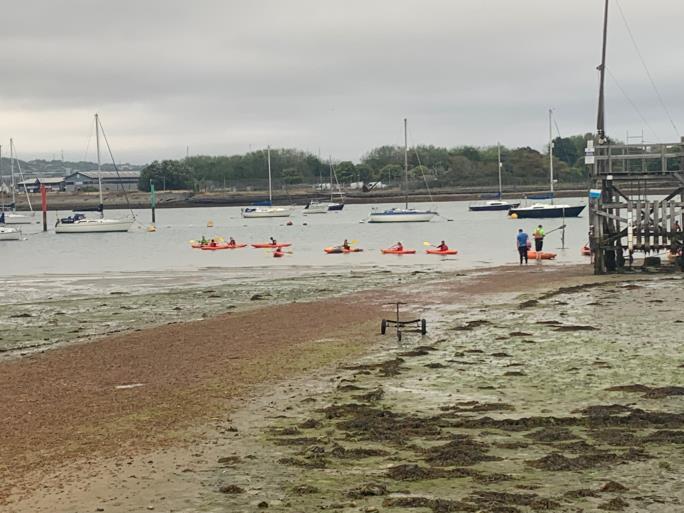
[200,274,684,513]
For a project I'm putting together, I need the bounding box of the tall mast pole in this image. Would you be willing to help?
[549,109,554,196]
[329,156,333,202]
[10,138,16,209]
[404,118,408,209]
[596,0,609,143]
[497,142,502,198]
[267,145,272,205]
[95,113,104,217]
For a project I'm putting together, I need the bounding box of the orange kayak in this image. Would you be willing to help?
[273,250,285,258]
[199,243,247,250]
[426,249,458,255]
[381,248,416,255]
[527,250,557,260]
[324,246,363,254]
[252,243,292,249]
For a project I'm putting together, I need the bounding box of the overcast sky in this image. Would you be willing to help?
[1,0,682,164]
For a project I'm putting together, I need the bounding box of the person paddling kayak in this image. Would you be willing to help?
[436,240,448,251]
[342,239,351,251]
[228,237,236,246]
[390,242,404,251]
[200,235,208,245]
[270,237,277,245]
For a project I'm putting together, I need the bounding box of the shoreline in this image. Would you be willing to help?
[4,263,682,512]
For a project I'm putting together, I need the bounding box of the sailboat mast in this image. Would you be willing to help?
[549,109,554,196]
[329,157,333,202]
[497,142,502,198]
[404,118,408,209]
[95,114,104,217]
[10,139,16,209]
[597,0,609,143]
[267,145,272,205]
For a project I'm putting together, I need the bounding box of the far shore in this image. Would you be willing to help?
[6,186,598,211]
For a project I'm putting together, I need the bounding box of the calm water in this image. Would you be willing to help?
[1,199,590,277]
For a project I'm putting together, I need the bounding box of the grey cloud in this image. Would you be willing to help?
[1,0,683,163]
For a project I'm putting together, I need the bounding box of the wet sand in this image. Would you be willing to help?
[3,263,683,512]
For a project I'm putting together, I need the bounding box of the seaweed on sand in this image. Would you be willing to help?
[342,357,405,377]
[333,405,445,443]
[422,434,500,466]
[346,482,388,499]
[330,443,389,459]
[527,447,649,471]
[525,427,578,442]
[439,401,514,414]
[386,463,475,481]
[467,491,560,511]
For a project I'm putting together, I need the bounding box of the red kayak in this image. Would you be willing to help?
[426,249,458,255]
[324,246,363,254]
[200,243,247,250]
[252,243,292,249]
[381,248,416,255]
[273,250,285,258]
[527,250,557,260]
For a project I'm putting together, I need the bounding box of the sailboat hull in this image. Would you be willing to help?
[55,218,134,233]
[509,205,585,219]
[303,202,328,214]
[469,202,520,212]
[0,227,21,240]
[368,210,436,223]
[2,212,35,224]
[241,207,292,218]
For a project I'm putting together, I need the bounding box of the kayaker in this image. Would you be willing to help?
[270,236,277,245]
[210,238,217,247]
[516,228,529,265]
[200,235,208,245]
[391,242,404,251]
[228,237,236,246]
[533,224,545,260]
[342,239,350,251]
[436,240,448,251]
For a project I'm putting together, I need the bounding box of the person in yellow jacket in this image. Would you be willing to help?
[533,225,545,260]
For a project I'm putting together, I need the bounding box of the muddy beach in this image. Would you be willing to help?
[3,264,683,513]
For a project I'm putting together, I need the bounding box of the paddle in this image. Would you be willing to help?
[423,241,435,247]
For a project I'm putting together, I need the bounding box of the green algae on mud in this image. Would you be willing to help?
[200,274,684,513]
[0,267,439,359]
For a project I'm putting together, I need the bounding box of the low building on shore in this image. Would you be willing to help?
[63,171,140,192]
[15,176,66,192]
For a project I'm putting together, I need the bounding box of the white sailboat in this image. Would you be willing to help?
[55,114,135,233]
[241,146,292,218]
[368,119,437,223]
[1,140,35,225]
[0,226,21,240]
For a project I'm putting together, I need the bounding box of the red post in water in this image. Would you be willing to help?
[41,184,47,232]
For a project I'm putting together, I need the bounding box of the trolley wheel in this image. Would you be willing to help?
[421,319,427,335]
[380,319,387,335]
[397,330,402,342]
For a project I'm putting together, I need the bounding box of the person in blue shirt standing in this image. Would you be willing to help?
[516,228,529,264]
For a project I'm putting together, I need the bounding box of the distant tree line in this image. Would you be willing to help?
[138,134,594,192]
